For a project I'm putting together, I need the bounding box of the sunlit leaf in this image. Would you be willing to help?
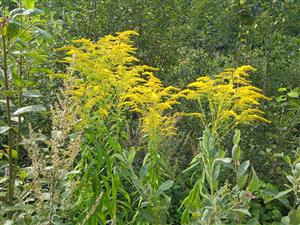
[13,104,46,115]
[0,126,10,134]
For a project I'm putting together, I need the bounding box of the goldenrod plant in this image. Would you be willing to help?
[1,1,300,224]
[180,66,271,139]
[58,31,175,224]
[120,72,180,224]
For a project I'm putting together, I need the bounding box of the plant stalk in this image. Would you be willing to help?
[2,35,14,206]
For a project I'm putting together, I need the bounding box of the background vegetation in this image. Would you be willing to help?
[0,0,299,224]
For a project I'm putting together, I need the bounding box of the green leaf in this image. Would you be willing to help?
[181,210,190,224]
[247,168,261,192]
[0,126,10,134]
[287,90,299,98]
[139,207,165,224]
[230,208,251,217]
[10,8,43,18]
[266,189,293,203]
[4,220,13,225]
[281,216,290,225]
[233,129,241,144]
[21,0,37,9]
[289,208,300,225]
[232,145,241,162]
[237,174,249,189]
[237,160,250,178]
[6,20,21,38]
[19,170,28,180]
[128,148,135,167]
[214,157,232,165]
[34,26,51,38]
[10,8,25,18]
[212,164,220,181]
[12,150,18,159]
[278,87,287,92]
[246,218,261,225]
[12,70,26,87]
[22,89,42,98]
[157,180,174,196]
[22,8,43,16]
[13,104,46,115]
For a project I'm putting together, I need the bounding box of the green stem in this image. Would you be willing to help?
[2,35,14,206]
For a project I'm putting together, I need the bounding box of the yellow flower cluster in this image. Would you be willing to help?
[57,31,156,123]
[58,31,270,140]
[122,72,180,140]
[58,31,179,139]
[180,65,271,137]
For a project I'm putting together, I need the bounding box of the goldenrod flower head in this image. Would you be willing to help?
[56,31,159,124]
[180,65,271,136]
[122,72,180,139]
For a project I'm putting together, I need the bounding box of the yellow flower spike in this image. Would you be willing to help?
[181,65,271,137]
[57,30,166,125]
[123,73,180,139]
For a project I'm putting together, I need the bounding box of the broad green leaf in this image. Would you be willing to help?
[21,0,37,9]
[22,89,42,98]
[12,70,26,87]
[287,90,299,98]
[11,116,24,122]
[230,208,251,217]
[247,168,261,192]
[139,207,165,224]
[0,126,10,134]
[7,20,21,38]
[289,208,300,225]
[246,218,261,225]
[10,8,25,18]
[22,8,43,16]
[19,170,28,180]
[34,26,51,38]
[9,8,43,18]
[278,87,287,92]
[237,174,249,189]
[281,216,290,225]
[13,104,46,115]
[157,180,174,196]
[237,160,250,178]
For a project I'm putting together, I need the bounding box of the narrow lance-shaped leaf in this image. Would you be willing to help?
[13,105,46,116]
[266,188,293,203]
[0,126,10,134]
[22,89,42,98]
[237,160,250,178]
